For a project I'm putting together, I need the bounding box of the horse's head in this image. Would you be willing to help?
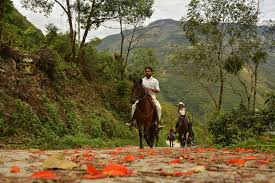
[131,78,146,104]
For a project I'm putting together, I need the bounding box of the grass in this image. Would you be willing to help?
[233,134,275,152]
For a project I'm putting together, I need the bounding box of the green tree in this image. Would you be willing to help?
[174,0,258,111]
[128,48,158,79]
[21,0,120,62]
[21,0,76,60]
[113,0,154,80]
[265,92,275,112]
[23,26,44,52]
[45,23,58,45]
[224,22,275,111]
[0,0,13,42]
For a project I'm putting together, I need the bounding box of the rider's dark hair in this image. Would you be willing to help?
[145,67,153,72]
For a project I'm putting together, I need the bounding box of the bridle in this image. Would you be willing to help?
[133,85,155,119]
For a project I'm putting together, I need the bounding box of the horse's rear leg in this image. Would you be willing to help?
[139,129,143,149]
[155,131,159,147]
[185,132,189,147]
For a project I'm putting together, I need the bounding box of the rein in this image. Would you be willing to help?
[135,92,155,119]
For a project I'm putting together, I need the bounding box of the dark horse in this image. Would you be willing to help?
[177,115,192,147]
[131,79,158,149]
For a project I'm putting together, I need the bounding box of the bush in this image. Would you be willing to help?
[209,105,274,146]
[84,111,131,139]
[63,99,81,135]
[0,114,5,135]
[84,113,104,138]
[10,100,42,137]
[116,80,130,97]
[43,101,66,136]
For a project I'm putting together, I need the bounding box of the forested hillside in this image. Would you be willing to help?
[98,19,275,119]
[0,1,144,148]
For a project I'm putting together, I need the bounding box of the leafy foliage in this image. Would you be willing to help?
[128,48,158,79]
[179,0,259,111]
[209,104,274,146]
[264,91,275,112]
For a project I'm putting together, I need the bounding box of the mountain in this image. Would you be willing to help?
[97,19,188,62]
[97,19,275,120]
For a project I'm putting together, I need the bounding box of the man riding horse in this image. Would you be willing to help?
[126,67,164,129]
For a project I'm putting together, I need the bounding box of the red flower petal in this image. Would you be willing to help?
[10,166,20,173]
[102,164,132,177]
[86,164,101,175]
[227,158,246,165]
[83,151,90,157]
[243,156,257,160]
[234,148,254,153]
[86,156,94,161]
[123,155,135,162]
[170,159,182,164]
[31,170,57,179]
[137,155,144,159]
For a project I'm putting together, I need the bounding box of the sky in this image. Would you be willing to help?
[13,0,275,41]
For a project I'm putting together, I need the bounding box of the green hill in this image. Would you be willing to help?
[0,4,139,149]
[1,4,44,49]
[97,19,275,120]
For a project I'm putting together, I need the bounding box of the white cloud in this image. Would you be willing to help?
[13,0,275,40]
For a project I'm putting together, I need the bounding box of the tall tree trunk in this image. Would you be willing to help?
[252,63,259,112]
[119,17,125,80]
[65,0,76,62]
[0,0,4,43]
[78,1,98,62]
[53,0,76,62]
[78,18,92,62]
[218,43,224,111]
[218,67,224,111]
[77,0,81,44]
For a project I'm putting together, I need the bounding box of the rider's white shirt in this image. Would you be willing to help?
[179,108,186,116]
[142,76,160,98]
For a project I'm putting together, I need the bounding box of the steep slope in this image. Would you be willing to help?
[0,4,136,148]
[2,6,44,45]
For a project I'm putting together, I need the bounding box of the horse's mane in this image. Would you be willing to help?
[137,78,143,85]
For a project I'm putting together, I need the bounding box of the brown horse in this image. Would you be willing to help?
[131,79,158,149]
[177,115,192,147]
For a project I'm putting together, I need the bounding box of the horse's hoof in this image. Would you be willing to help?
[139,147,144,149]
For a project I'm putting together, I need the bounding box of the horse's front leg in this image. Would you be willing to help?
[155,133,158,147]
[139,128,143,149]
[182,136,185,148]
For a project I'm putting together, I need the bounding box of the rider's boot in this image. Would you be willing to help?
[126,119,136,127]
[157,120,164,129]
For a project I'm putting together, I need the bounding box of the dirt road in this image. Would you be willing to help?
[0,146,274,182]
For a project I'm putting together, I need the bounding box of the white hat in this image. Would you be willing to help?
[177,102,185,106]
